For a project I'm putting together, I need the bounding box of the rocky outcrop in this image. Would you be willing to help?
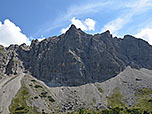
[0,44,24,76]
[0,24,152,113]
[1,24,152,87]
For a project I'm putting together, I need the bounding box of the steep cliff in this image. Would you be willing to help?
[13,24,152,87]
[0,25,152,113]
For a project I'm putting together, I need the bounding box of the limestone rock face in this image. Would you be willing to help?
[0,44,24,76]
[1,25,152,86]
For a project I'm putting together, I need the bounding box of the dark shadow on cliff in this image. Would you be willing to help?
[16,24,152,87]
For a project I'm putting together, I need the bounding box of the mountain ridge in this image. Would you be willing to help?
[0,24,152,87]
[0,24,152,113]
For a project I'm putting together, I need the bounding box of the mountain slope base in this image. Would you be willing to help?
[0,67,151,113]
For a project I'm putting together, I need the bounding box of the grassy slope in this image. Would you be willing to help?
[9,81,41,114]
[8,79,152,114]
[68,88,152,114]
[106,88,126,108]
[134,88,152,113]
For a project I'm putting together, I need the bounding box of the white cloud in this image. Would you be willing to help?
[40,1,112,35]
[101,18,125,35]
[37,35,45,42]
[85,18,96,31]
[126,0,152,10]
[61,27,70,34]
[135,28,152,45]
[0,19,30,47]
[29,35,45,42]
[61,17,96,33]
[37,38,45,42]
[101,0,152,36]
[37,0,152,36]
[71,17,87,31]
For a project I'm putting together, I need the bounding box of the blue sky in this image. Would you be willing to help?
[0,0,152,46]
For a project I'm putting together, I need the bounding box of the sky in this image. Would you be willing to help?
[0,0,152,46]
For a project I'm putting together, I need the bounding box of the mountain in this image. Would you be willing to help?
[0,24,152,114]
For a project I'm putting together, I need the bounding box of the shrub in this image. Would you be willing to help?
[34,85,43,88]
[48,96,55,102]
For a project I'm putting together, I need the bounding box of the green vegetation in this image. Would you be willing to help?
[48,96,55,102]
[97,87,104,93]
[8,75,152,114]
[101,107,143,114]
[40,91,48,98]
[29,84,32,86]
[92,98,96,104]
[106,88,126,108]
[14,59,21,65]
[30,76,55,103]
[0,45,3,53]
[34,85,43,88]
[39,91,55,102]
[34,96,38,99]
[135,88,152,97]
[65,107,152,114]
[31,79,36,82]
[134,88,152,113]
[70,109,101,114]
[9,82,41,114]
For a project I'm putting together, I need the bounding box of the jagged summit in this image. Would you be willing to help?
[65,24,79,34]
[69,24,77,30]
[0,24,152,113]
[104,30,110,34]
[65,24,82,37]
[0,27,152,86]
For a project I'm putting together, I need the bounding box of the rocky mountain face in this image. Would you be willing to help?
[0,24,152,86]
[0,24,152,113]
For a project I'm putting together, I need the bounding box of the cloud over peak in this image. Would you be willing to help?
[101,18,125,35]
[61,17,96,33]
[0,19,30,47]
[135,28,152,45]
